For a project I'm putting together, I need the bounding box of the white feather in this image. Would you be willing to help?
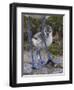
[32,26,53,48]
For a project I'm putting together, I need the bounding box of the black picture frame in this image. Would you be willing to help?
[10,3,72,87]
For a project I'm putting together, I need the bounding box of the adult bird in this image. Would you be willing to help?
[32,25,54,66]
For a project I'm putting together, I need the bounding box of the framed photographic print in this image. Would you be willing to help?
[10,3,72,87]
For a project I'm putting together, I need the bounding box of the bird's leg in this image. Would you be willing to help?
[46,58,55,66]
[45,51,56,66]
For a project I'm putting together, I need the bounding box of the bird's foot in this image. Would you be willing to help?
[46,59,55,66]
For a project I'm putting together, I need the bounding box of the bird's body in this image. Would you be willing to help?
[32,25,53,49]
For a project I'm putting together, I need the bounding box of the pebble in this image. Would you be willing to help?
[23,63,32,74]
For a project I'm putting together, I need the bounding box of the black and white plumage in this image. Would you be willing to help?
[32,25,53,49]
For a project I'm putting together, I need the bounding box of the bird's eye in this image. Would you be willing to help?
[46,33,48,36]
[34,37,37,40]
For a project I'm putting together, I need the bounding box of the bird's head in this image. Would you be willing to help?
[44,25,52,38]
